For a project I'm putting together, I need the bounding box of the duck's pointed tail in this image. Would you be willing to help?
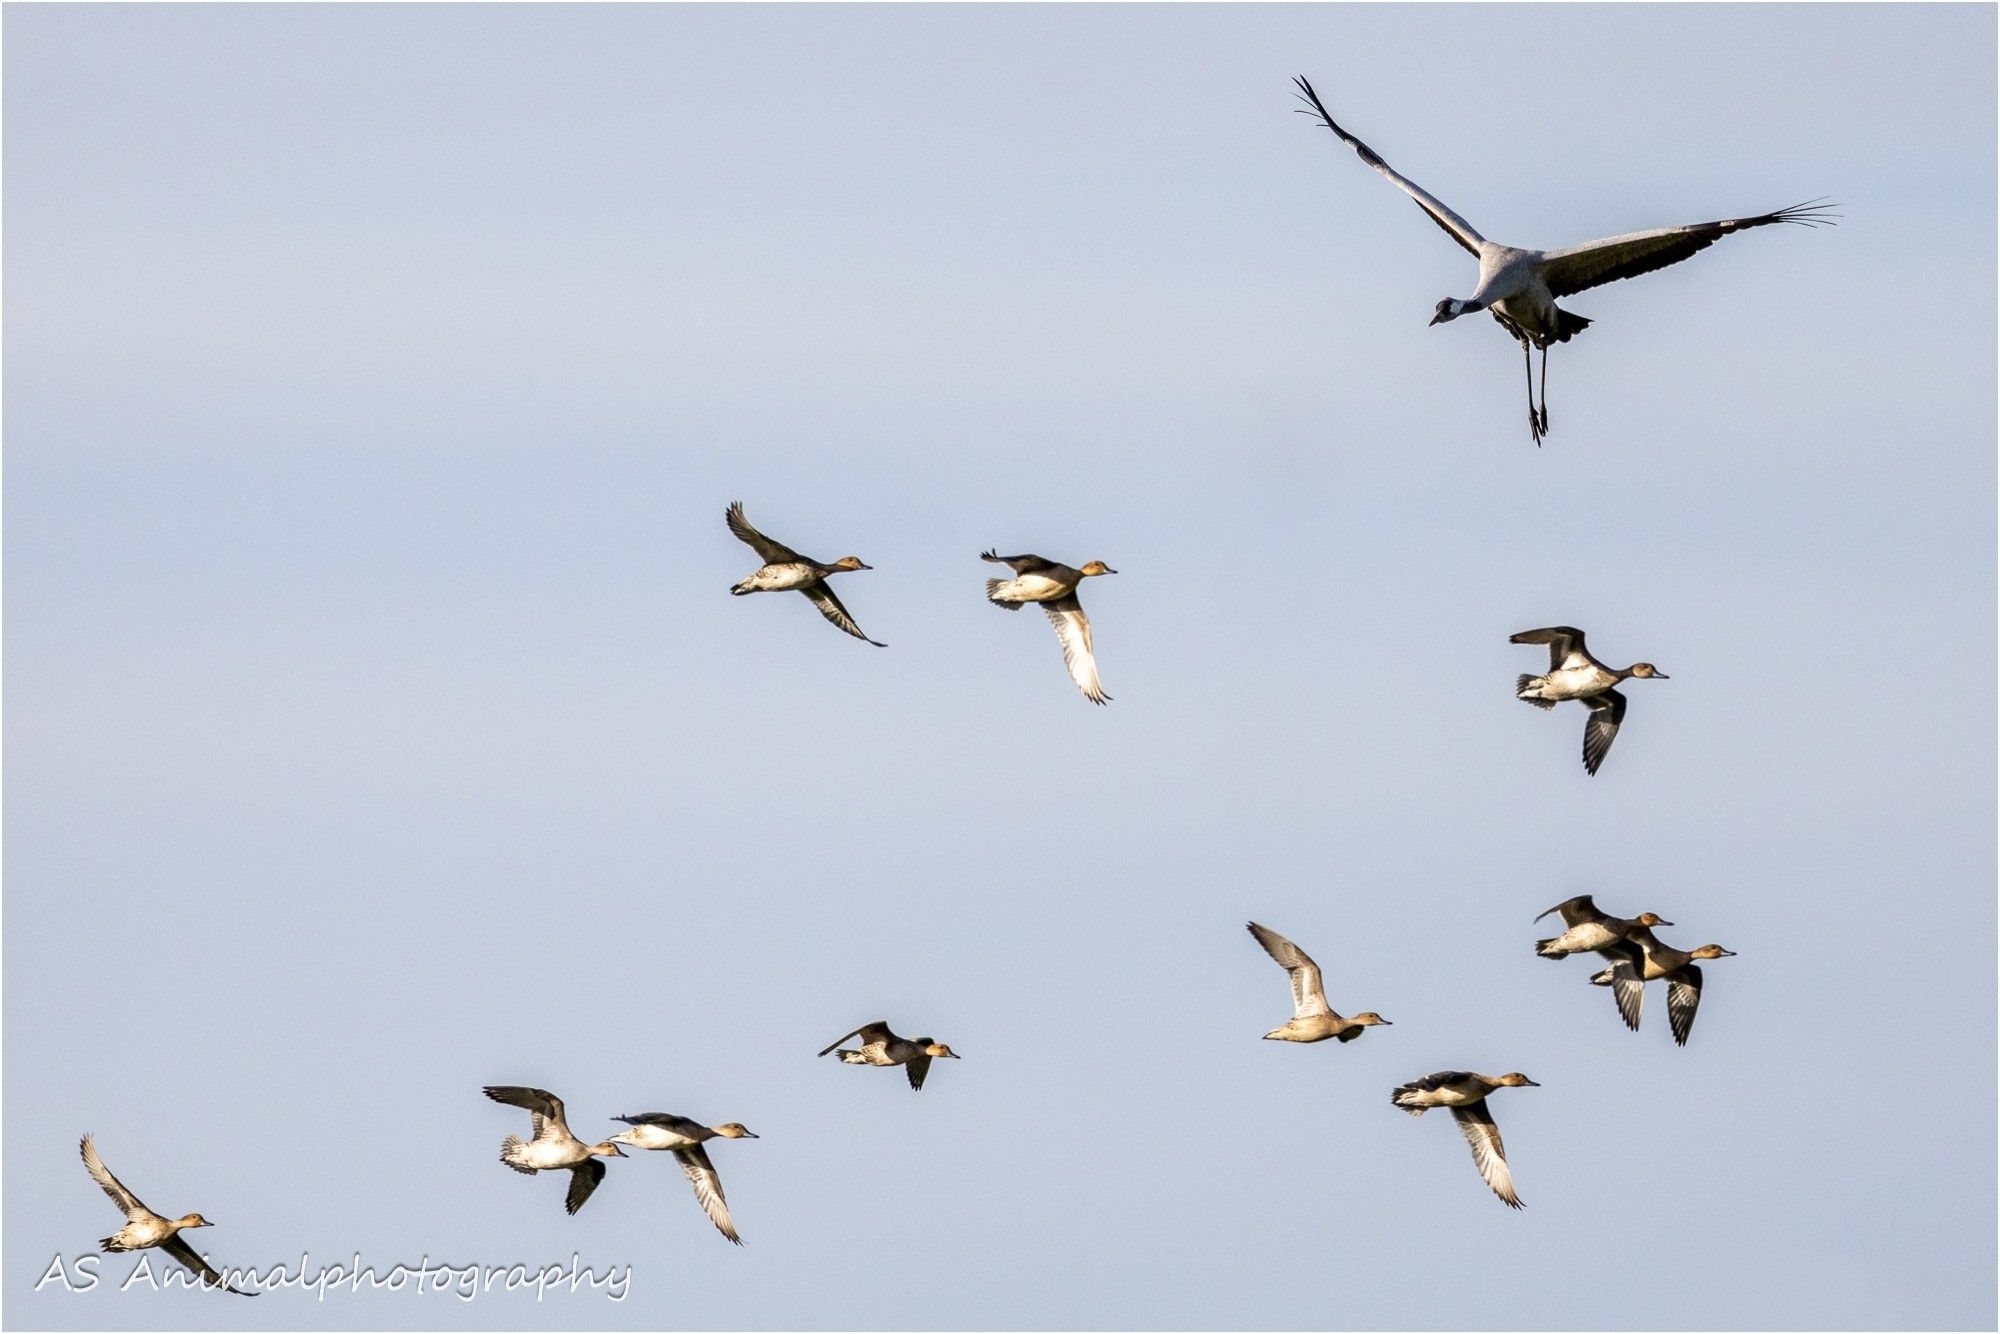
[1516,675,1558,709]
[498,1136,536,1175]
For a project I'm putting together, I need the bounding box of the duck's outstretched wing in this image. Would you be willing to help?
[565,1159,607,1215]
[1449,1103,1522,1209]
[981,550,1055,575]
[1582,689,1627,776]
[161,1234,256,1295]
[1539,200,1837,299]
[905,1054,933,1091]
[1666,965,1704,1047]
[485,1085,564,1139]
[1598,942,1646,1031]
[726,502,805,564]
[674,1146,742,1245]
[1510,626,1590,672]
[1246,922,1330,1018]
[1292,77,1487,259]
[616,1112,703,1134]
[800,583,885,647]
[818,1021,892,1057]
[1045,595,1108,705]
[1534,895,1599,927]
[80,1136,145,1219]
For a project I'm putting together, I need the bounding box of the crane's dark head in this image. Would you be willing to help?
[1430,298,1483,326]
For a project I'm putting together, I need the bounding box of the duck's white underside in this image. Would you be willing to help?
[989,574,1066,603]
[108,1216,175,1249]
[616,1125,699,1152]
[1547,922,1621,952]
[739,563,820,592]
[1521,664,1617,701]
[504,1138,589,1171]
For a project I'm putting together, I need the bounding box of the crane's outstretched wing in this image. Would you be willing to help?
[1246,922,1330,1018]
[726,503,805,564]
[1293,77,1487,258]
[801,583,885,647]
[1539,200,1837,298]
[1045,596,1108,705]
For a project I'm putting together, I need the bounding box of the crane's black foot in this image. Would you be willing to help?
[1528,408,1544,447]
[1536,404,1550,435]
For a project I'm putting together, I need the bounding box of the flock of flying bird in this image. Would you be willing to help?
[72,74,1822,1292]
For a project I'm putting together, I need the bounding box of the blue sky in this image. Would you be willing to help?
[4,4,1994,1329]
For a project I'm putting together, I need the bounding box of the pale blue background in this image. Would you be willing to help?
[5,4,1994,1329]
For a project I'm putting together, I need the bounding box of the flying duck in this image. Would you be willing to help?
[1391,1072,1539,1209]
[1246,921,1392,1043]
[484,1085,626,1215]
[1590,927,1736,1045]
[1293,76,1835,445]
[818,1021,960,1090]
[1511,626,1668,774]
[981,550,1116,704]
[608,1114,758,1245]
[726,502,884,646]
[79,1135,254,1295]
[1534,895,1673,960]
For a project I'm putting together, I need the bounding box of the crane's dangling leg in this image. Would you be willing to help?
[1520,337,1542,447]
[1537,344,1550,437]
